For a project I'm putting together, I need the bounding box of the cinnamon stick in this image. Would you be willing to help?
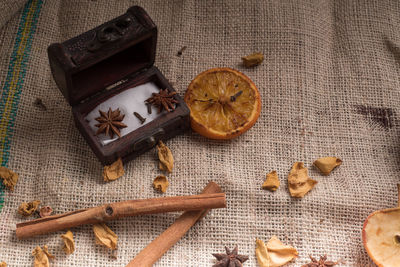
[397,184,400,207]
[127,181,222,267]
[16,193,226,239]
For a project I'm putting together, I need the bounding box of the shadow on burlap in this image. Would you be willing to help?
[0,0,399,266]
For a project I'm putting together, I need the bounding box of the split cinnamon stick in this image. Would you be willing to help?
[16,192,226,239]
[127,181,223,267]
[397,184,400,207]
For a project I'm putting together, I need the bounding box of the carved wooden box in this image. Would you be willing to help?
[47,6,190,165]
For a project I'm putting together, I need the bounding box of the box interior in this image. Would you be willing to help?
[85,81,164,146]
[77,69,166,115]
[71,36,154,103]
[74,67,181,147]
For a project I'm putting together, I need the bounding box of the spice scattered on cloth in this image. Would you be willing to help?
[0,262,6,267]
[313,157,342,175]
[301,255,339,267]
[39,206,53,218]
[32,245,54,267]
[103,158,124,182]
[242,52,264,67]
[288,162,317,198]
[0,166,18,191]
[153,175,169,193]
[61,230,75,255]
[18,200,41,217]
[256,236,298,267]
[212,246,248,267]
[177,45,187,56]
[262,171,280,191]
[157,141,174,173]
[110,249,118,260]
[93,223,118,250]
[33,98,47,111]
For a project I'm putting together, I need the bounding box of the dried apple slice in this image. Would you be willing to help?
[362,184,400,267]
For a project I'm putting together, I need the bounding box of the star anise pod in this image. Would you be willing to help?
[302,255,339,267]
[145,88,178,113]
[212,246,248,267]
[94,108,127,139]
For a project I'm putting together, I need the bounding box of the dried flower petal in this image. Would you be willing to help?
[61,230,75,255]
[242,52,264,67]
[18,200,41,217]
[103,158,124,182]
[256,236,298,267]
[313,157,342,175]
[262,171,280,191]
[157,141,174,173]
[39,206,53,218]
[0,262,6,267]
[267,236,298,266]
[153,175,169,193]
[256,239,272,267]
[42,245,55,259]
[0,166,18,191]
[93,223,118,250]
[288,162,317,198]
[32,245,54,267]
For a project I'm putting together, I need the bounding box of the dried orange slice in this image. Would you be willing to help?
[184,68,261,139]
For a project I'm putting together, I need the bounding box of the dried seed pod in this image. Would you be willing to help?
[61,230,75,255]
[93,223,118,250]
[94,108,127,138]
[18,200,41,217]
[103,158,124,182]
[157,141,174,173]
[262,170,280,191]
[288,162,317,198]
[212,246,248,266]
[256,236,298,267]
[39,206,53,218]
[302,255,339,267]
[313,157,342,175]
[153,175,169,193]
[242,52,264,67]
[0,166,18,191]
[32,245,54,267]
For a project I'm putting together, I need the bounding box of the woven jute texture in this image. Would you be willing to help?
[1,0,400,266]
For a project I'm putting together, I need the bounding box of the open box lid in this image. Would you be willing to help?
[48,6,157,106]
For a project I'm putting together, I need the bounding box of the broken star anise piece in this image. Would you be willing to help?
[146,89,178,113]
[95,108,127,139]
[212,246,248,267]
[302,255,339,267]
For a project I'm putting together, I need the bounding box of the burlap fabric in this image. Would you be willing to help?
[1,0,399,266]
